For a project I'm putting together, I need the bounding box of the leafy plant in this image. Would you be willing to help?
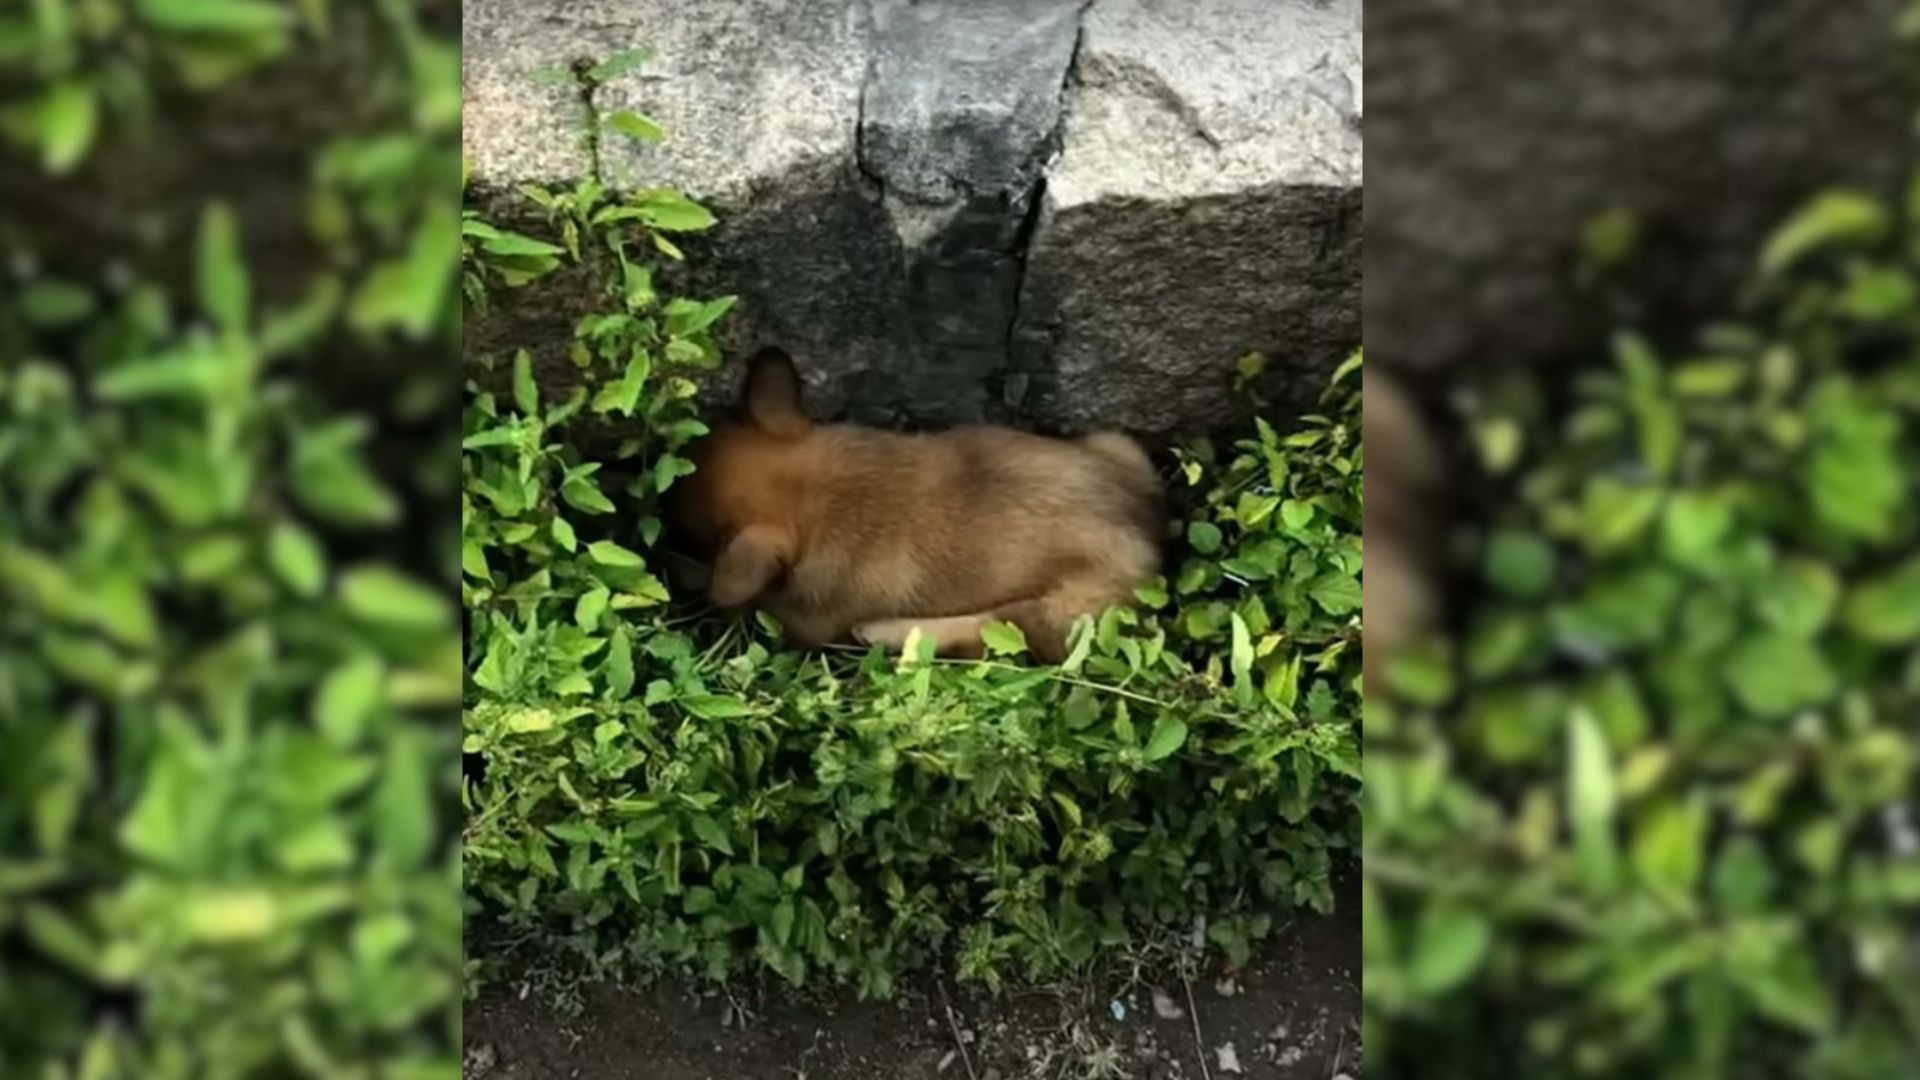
[0,2,461,1076]
[1365,144,1920,1080]
[459,53,1363,999]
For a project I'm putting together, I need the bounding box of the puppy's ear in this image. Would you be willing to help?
[710,524,789,608]
[744,348,811,438]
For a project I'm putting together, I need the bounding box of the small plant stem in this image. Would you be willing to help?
[1182,964,1213,1080]
[937,978,980,1080]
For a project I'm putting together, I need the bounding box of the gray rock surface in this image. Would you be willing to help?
[462,0,1363,438]
[860,0,1083,206]
[1012,0,1361,431]
[1366,0,1911,377]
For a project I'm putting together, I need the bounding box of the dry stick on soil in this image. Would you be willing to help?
[722,983,754,1027]
[936,979,981,1080]
[1182,966,1214,1080]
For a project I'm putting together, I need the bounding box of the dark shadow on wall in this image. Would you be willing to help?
[1365,0,1913,379]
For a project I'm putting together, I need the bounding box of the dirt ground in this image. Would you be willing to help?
[463,879,1360,1080]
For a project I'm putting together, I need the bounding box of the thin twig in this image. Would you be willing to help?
[722,982,754,1027]
[1329,1023,1346,1078]
[815,643,1213,711]
[1181,965,1213,1080]
[936,979,980,1080]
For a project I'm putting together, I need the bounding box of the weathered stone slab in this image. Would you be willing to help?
[462,0,1364,438]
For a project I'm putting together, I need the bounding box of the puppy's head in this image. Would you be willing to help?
[668,348,814,607]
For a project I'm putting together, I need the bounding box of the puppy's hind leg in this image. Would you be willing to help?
[852,614,992,658]
[854,580,1132,664]
[986,579,1135,664]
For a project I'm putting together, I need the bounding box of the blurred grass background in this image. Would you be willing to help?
[1363,6,1920,1077]
[0,1,461,1076]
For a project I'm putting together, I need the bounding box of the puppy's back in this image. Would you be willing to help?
[801,423,1161,611]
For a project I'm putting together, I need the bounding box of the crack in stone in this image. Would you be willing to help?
[852,0,1092,422]
[1000,5,1091,412]
[570,57,606,184]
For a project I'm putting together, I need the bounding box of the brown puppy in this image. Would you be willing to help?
[670,349,1163,662]
[1361,369,1446,698]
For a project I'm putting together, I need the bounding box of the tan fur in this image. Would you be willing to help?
[1362,370,1446,698]
[670,349,1164,662]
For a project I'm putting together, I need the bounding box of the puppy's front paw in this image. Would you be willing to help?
[851,618,914,650]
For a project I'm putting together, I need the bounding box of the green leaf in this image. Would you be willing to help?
[681,695,751,720]
[1277,498,1312,530]
[1229,613,1254,700]
[259,274,342,358]
[1475,415,1523,473]
[1406,904,1492,996]
[137,0,293,33]
[478,232,563,257]
[339,565,449,628]
[1723,631,1835,717]
[90,576,157,649]
[1631,793,1707,907]
[690,815,734,855]
[1187,520,1223,555]
[23,903,99,975]
[1579,205,1639,268]
[18,279,95,327]
[563,478,616,515]
[1842,557,1920,643]
[512,349,540,415]
[588,540,643,567]
[1742,949,1836,1035]
[605,110,664,142]
[770,900,796,946]
[1759,189,1890,273]
[587,47,652,83]
[1308,573,1361,615]
[632,189,716,232]
[663,296,736,336]
[349,203,458,338]
[197,203,249,335]
[39,79,96,174]
[373,731,432,870]
[1806,387,1902,542]
[551,516,578,553]
[592,350,649,416]
[462,538,491,581]
[575,585,609,629]
[1659,492,1732,565]
[652,454,696,492]
[1670,358,1749,398]
[94,348,226,401]
[292,420,400,526]
[121,743,193,866]
[1143,718,1188,762]
[1581,477,1663,553]
[1484,531,1553,598]
[1756,558,1838,637]
[315,656,383,746]
[604,625,634,698]
[1567,708,1617,891]
[980,620,1028,656]
[1711,835,1776,912]
[622,261,655,309]
[268,521,326,598]
[1841,266,1916,321]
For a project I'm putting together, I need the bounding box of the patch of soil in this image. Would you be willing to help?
[464,882,1360,1080]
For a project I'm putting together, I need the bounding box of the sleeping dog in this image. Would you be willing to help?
[669,349,1164,662]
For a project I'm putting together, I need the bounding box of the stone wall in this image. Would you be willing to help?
[462,0,1362,438]
[1365,0,1911,377]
